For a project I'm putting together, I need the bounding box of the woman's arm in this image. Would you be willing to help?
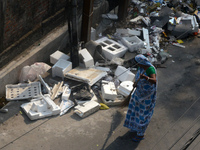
[140,74,157,84]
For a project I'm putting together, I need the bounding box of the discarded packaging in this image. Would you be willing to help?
[74,101,100,118]
[62,84,71,100]
[79,48,94,68]
[19,62,51,83]
[39,75,51,95]
[172,43,186,48]
[21,94,60,120]
[65,67,107,86]
[50,50,70,64]
[52,59,72,80]
[117,81,134,97]
[121,36,144,52]
[6,82,42,101]
[115,66,135,82]
[60,100,74,116]
[101,80,117,101]
[95,37,128,60]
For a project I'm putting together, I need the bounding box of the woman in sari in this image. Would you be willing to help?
[124,54,157,142]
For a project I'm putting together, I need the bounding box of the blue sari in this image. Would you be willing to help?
[124,55,157,136]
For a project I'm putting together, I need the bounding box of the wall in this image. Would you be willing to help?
[0,0,68,69]
[3,0,66,49]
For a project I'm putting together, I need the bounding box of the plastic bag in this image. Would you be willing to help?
[19,62,51,83]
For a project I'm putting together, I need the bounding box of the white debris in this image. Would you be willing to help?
[121,36,144,52]
[60,100,74,116]
[39,75,52,95]
[52,59,72,80]
[101,80,117,101]
[117,81,134,97]
[6,82,42,101]
[79,48,94,68]
[74,101,100,118]
[65,67,107,86]
[172,43,186,48]
[21,94,60,120]
[95,37,128,60]
[50,50,70,65]
[62,84,71,100]
[115,66,135,82]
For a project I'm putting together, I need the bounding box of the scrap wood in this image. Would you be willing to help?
[51,81,63,100]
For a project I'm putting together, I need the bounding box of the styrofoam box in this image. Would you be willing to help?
[121,36,144,52]
[74,101,100,118]
[143,28,150,49]
[79,48,94,68]
[117,81,134,96]
[52,59,72,79]
[95,37,128,60]
[21,94,60,120]
[6,82,41,101]
[50,50,70,64]
[101,80,117,100]
[115,66,135,82]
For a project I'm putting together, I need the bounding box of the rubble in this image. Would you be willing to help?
[79,48,94,68]
[95,37,128,60]
[74,101,100,118]
[6,82,42,101]
[115,66,135,82]
[101,80,117,101]
[60,100,74,116]
[3,0,200,121]
[117,81,134,97]
[21,94,60,120]
[52,59,72,80]
[65,67,107,86]
[50,50,70,65]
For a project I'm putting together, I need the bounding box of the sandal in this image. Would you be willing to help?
[132,136,144,142]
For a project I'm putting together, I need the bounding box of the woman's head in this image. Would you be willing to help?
[135,54,152,68]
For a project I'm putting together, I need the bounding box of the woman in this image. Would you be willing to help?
[124,54,157,142]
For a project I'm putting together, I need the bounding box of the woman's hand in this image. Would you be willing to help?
[140,74,148,80]
[133,82,137,88]
[140,73,157,84]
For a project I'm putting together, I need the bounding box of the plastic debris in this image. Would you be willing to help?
[100,103,109,110]
[60,100,74,116]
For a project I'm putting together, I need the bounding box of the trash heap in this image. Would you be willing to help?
[2,0,200,120]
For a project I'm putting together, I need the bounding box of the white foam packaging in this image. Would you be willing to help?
[52,59,72,80]
[115,66,135,82]
[117,81,134,96]
[95,37,128,60]
[21,94,60,120]
[101,80,117,101]
[50,50,70,64]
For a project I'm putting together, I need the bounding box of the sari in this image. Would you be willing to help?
[124,55,157,136]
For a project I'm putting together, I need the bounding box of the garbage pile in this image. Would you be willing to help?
[2,0,200,121]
